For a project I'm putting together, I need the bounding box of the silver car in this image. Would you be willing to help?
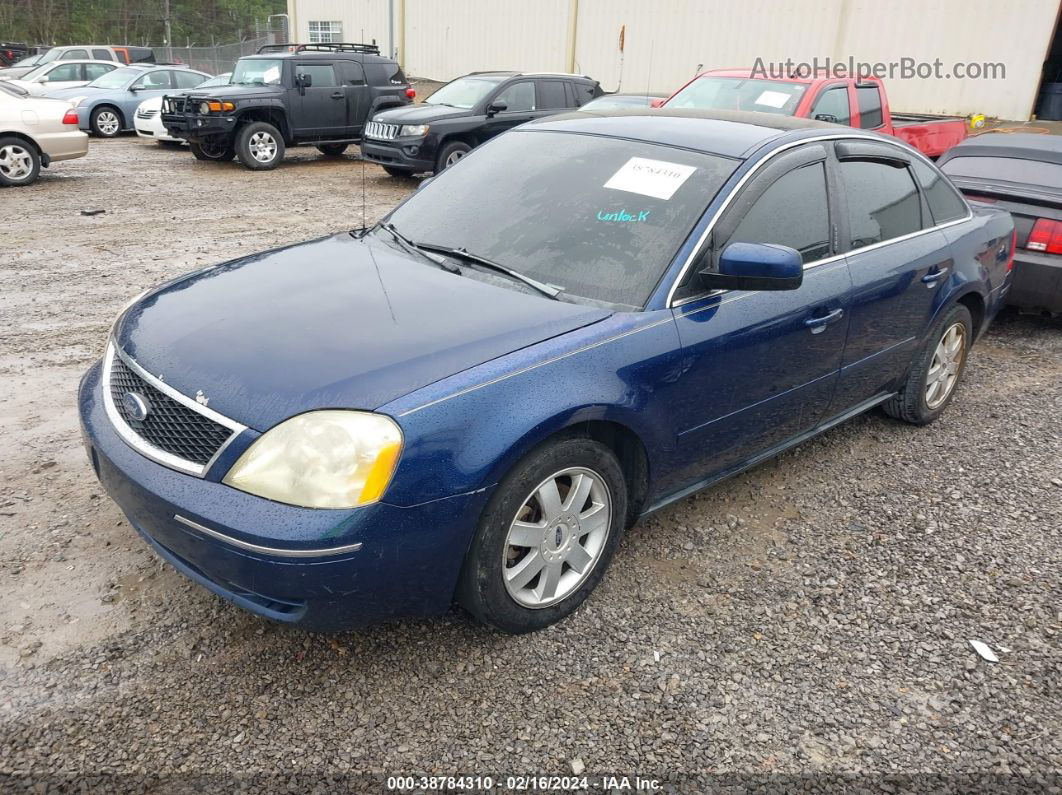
[3,60,119,96]
[0,81,88,186]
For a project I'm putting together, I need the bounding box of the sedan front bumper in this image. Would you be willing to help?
[79,360,491,630]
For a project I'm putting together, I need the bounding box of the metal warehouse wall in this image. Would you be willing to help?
[287,0,1059,120]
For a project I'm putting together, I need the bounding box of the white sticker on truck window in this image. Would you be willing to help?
[604,157,697,200]
[754,90,791,109]
[263,65,281,83]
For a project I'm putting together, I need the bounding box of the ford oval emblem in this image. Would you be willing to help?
[123,391,151,422]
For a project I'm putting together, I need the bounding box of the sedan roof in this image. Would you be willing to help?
[525,107,841,159]
[940,132,1062,165]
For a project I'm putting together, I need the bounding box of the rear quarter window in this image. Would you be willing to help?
[911,160,969,224]
[856,86,884,129]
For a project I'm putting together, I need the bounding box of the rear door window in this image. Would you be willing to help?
[173,70,205,89]
[856,86,884,128]
[839,160,923,248]
[810,86,850,125]
[92,48,112,61]
[537,80,568,109]
[84,63,114,81]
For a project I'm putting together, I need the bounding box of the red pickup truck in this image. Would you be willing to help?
[655,69,969,157]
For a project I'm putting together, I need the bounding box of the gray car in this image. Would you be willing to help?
[45,65,211,137]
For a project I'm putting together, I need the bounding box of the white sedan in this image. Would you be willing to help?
[5,60,118,96]
[135,72,230,145]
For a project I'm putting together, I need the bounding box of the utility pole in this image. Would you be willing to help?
[163,0,173,62]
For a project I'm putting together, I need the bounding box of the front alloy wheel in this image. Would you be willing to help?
[91,107,121,137]
[235,121,285,171]
[503,468,612,608]
[458,437,627,633]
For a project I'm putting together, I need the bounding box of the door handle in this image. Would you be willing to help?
[921,266,949,286]
[804,307,844,333]
[330,91,344,99]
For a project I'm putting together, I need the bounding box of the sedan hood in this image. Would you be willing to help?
[373,103,471,124]
[115,233,610,430]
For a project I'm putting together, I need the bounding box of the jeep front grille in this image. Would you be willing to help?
[365,121,399,140]
[103,344,246,476]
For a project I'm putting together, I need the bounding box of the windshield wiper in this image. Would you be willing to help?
[376,223,459,273]
[418,244,563,299]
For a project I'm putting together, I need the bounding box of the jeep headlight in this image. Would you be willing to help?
[198,101,211,115]
[223,411,403,509]
[400,124,429,137]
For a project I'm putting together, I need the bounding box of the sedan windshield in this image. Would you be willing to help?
[11,53,44,67]
[87,67,140,89]
[425,75,504,109]
[19,64,53,81]
[667,77,807,115]
[386,130,737,307]
[232,58,283,85]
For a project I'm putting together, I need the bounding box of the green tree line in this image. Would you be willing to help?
[0,0,284,47]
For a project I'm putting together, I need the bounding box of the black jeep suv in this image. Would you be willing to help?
[161,43,414,170]
[360,71,602,176]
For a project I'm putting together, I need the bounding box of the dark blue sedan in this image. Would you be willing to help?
[79,110,1015,633]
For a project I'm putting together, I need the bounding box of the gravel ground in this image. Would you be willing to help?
[1,130,1060,793]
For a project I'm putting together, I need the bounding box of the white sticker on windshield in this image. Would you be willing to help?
[754,90,791,109]
[604,157,696,201]
[263,65,281,83]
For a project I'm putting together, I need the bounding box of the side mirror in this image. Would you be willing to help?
[814,113,839,123]
[699,242,803,291]
[296,72,312,89]
[486,99,507,116]
[649,98,665,108]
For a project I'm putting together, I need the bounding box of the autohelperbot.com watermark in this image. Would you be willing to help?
[752,56,1006,81]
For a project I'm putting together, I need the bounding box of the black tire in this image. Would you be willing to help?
[235,121,285,170]
[884,303,972,425]
[457,437,628,634]
[316,143,348,156]
[189,140,234,161]
[0,136,41,187]
[382,165,414,178]
[435,140,471,173]
[157,140,183,149]
[90,106,123,138]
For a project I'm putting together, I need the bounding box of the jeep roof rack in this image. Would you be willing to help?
[256,41,380,55]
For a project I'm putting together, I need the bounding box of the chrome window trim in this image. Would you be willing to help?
[665,133,974,308]
[173,514,363,558]
[102,341,248,478]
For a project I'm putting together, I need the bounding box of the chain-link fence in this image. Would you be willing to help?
[154,22,286,77]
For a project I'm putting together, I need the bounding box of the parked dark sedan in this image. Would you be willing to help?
[360,70,602,176]
[937,132,1062,314]
[80,110,1014,634]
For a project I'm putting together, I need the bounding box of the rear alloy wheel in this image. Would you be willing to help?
[90,106,122,138]
[190,140,235,161]
[435,140,471,173]
[317,143,348,156]
[884,303,972,425]
[0,137,40,187]
[236,121,285,170]
[458,437,627,633]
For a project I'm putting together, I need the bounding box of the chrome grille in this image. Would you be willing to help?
[365,121,399,140]
[104,346,243,474]
[136,108,158,120]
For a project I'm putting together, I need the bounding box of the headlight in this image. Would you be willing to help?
[400,124,430,137]
[223,411,403,509]
[198,101,211,115]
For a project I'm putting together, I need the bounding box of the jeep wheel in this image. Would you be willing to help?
[189,140,234,161]
[236,122,285,171]
[435,140,471,173]
[90,106,122,138]
[317,143,348,156]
